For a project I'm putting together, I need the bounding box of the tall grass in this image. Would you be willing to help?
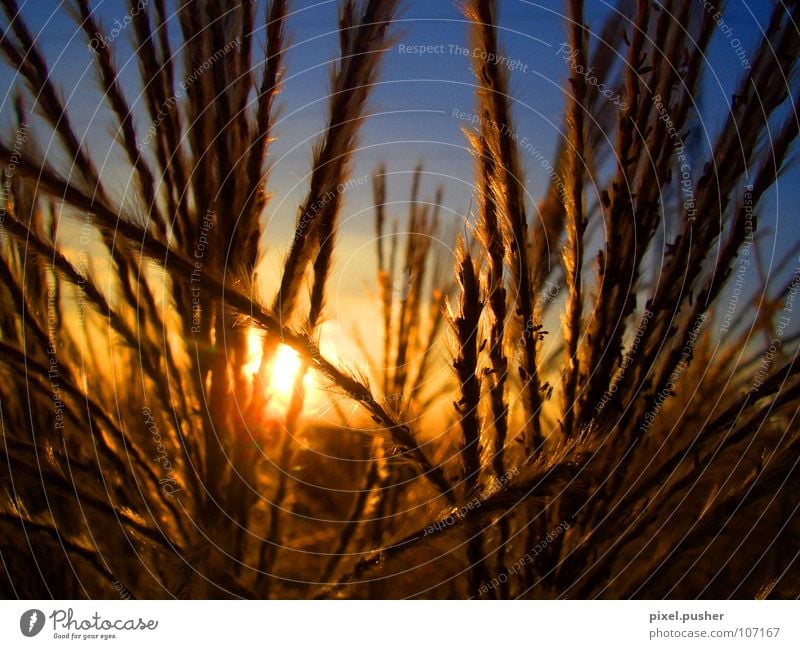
[0,0,798,598]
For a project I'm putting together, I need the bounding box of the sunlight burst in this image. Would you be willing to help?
[243,329,264,377]
[245,329,316,414]
[270,343,303,399]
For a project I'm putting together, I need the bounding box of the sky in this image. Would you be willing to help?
[1,0,797,359]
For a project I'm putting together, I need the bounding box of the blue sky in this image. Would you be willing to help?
[1,0,797,346]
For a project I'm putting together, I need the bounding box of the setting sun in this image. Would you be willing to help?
[243,329,265,377]
[270,343,304,398]
[244,329,318,415]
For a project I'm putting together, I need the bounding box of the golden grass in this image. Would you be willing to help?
[0,0,798,598]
